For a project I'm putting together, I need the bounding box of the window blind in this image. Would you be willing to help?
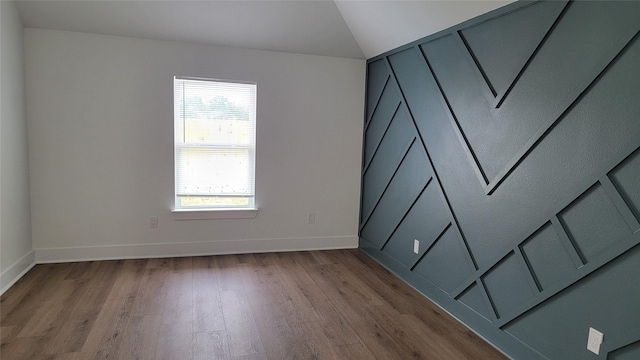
[174,77,256,207]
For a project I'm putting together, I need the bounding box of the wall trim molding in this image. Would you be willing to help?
[34,236,359,263]
[1,237,357,295]
[1,250,36,295]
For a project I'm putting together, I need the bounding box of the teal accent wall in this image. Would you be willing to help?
[359,1,640,358]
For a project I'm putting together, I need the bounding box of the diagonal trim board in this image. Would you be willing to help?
[384,54,479,272]
[450,145,640,327]
[417,0,640,195]
[481,30,639,195]
[456,1,570,108]
[599,326,640,359]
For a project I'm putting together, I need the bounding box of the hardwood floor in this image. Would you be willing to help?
[1,249,506,359]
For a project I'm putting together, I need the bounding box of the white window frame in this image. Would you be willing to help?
[172,76,258,219]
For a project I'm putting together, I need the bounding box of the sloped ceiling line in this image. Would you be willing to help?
[15,0,515,60]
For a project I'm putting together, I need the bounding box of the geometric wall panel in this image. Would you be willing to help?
[363,81,401,166]
[609,340,640,360]
[361,105,414,221]
[360,1,640,358]
[520,222,577,291]
[459,1,566,98]
[558,184,634,263]
[482,253,535,319]
[610,148,640,223]
[457,283,493,321]
[421,1,640,192]
[387,48,444,151]
[503,246,640,360]
[365,59,390,120]
[413,226,474,295]
[381,181,450,267]
[360,142,431,249]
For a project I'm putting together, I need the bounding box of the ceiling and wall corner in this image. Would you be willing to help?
[14,0,366,59]
[334,0,514,59]
[14,0,515,60]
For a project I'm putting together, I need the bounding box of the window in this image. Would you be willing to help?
[174,77,256,211]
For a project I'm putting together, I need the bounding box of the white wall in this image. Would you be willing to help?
[1,1,35,292]
[335,0,513,58]
[25,29,365,262]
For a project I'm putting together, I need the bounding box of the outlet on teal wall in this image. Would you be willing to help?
[359,1,640,359]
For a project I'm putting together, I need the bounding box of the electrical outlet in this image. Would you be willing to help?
[413,239,419,254]
[587,327,604,355]
[307,213,315,224]
[150,216,158,228]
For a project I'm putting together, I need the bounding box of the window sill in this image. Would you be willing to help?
[171,208,258,220]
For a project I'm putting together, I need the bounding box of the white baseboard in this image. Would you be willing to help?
[1,236,357,294]
[35,236,359,263]
[1,250,36,295]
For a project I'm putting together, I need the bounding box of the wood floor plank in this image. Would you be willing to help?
[38,353,79,360]
[334,342,377,359]
[114,313,162,360]
[304,262,412,360]
[107,259,148,300]
[287,251,324,266]
[38,261,121,355]
[193,262,225,333]
[220,290,265,358]
[167,256,193,274]
[155,323,194,360]
[130,263,173,317]
[337,250,419,314]
[368,304,463,360]
[160,272,193,326]
[253,264,319,324]
[193,331,231,360]
[214,255,244,293]
[288,321,340,360]
[145,257,171,270]
[236,267,279,336]
[281,262,362,347]
[252,252,282,267]
[64,261,102,280]
[255,323,306,359]
[315,262,386,308]
[271,264,321,323]
[0,325,18,350]
[41,281,112,354]
[79,296,134,359]
[1,335,50,359]
[234,253,258,265]
[1,264,72,327]
[0,265,52,318]
[1,250,506,360]
[230,354,268,360]
[238,264,283,307]
[308,249,344,265]
[16,279,78,338]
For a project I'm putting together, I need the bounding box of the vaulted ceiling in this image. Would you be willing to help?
[14,0,513,60]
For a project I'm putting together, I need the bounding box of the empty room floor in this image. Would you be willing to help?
[0,249,505,359]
